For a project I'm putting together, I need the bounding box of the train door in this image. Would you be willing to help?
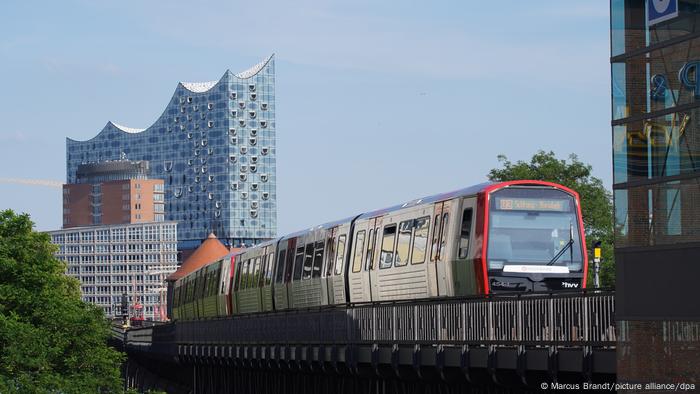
[320,229,333,305]
[283,238,296,308]
[367,216,382,302]
[331,227,349,304]
[311,238,328,306]
[217,258,229,316]
[323,228,338,304]
[348,220,370,303]
[451,198,477,296]
[227,255,237,315]
[289,237,307,309]
[272,241,290,310]
[261,246,275,311]
[432,201,452,297]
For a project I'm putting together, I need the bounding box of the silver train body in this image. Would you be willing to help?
[172,181,589,320]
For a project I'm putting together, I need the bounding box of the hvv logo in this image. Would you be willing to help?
[650,61,700,101]
[648,0,678,26]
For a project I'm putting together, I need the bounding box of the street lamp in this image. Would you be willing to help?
[593,241,602,288]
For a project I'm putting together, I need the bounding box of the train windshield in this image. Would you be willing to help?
[487,187,583,272]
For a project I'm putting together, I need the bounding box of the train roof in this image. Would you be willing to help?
[356,181,492,219]
[356,180,571,219]
[235,238,278,255]
[279,215,357,241]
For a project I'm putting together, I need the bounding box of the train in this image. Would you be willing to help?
[171,180,588,320]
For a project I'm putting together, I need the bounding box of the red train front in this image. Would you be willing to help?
[477,181,588,293]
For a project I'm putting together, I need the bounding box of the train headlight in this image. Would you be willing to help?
[489,260,504,270]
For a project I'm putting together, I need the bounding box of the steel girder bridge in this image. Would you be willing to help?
[111,289,616,393]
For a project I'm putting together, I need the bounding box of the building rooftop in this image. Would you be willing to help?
[167,233,231,282]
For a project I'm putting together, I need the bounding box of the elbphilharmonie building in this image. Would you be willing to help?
[66,55,276,249]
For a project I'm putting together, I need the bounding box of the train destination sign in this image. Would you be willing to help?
[495,198,569,212]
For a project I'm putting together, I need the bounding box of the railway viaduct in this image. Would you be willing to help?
[111,289,616,393]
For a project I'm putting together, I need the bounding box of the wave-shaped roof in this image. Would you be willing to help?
[180,80,218,93]
[234,53,274,79]
[110,121,146,133]
[67,54,274,142]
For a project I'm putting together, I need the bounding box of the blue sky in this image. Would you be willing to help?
[0,0,611,235]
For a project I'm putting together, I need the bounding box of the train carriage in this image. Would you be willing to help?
[171,180,588,321]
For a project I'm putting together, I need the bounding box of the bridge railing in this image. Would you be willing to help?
[170,289,614,348]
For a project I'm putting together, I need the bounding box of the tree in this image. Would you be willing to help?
[488,151,615,287]
[0,210,123,393]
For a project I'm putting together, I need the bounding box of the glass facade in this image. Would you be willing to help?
[49,222,178,320]
[612,1,700,249]
[66,55,277,248]
[611,0,700,384]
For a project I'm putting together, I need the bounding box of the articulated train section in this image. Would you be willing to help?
[114,290,616,393]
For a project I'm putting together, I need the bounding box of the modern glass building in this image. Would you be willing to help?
[49,221,178,320]
[611,0,699,383]
[66,55,276,249]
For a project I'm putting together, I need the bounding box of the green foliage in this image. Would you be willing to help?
[0,210,124,393]
[488,151,615,287]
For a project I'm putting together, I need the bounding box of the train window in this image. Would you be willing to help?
[195,272,203,300]
[302,243,314,280]
[458,209,473,259]
[325,237,336,277]
[233,261,242,291]
[364,229,375,271]
[253,257,260,288]
[259,255,267,287]
[284,248,295,282]
[430,214,441,261]
[238,260,246,290]
[212,267,220,296]
[352,230,366,273]
[220,265,226,294]
[243,259,255,289]
[380,224,397,269]
[312,242,324,278]
[275,250,286,283]
[395,221,412,267]
[205,270,211,296]
[411,216,430,264]
[293,247,305,280]
[266,253,274,285]
[439,213,450,260]
[237,261,245,290]
[202,270,209,297]
[334,235,347,275]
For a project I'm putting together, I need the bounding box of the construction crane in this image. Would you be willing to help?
[0,178,62,188]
